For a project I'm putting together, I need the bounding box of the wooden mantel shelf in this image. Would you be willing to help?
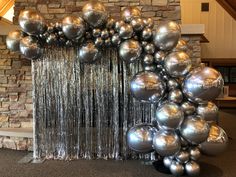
[0,128,33,138]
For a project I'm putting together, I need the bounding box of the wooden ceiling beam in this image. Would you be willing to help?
[0,0,14,17]
[216,0,236,20]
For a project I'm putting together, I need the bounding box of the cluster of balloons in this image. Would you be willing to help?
[6,1,228,176]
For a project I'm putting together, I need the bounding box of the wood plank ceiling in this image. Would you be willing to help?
[0,0,14,17]
[216,0,236,20]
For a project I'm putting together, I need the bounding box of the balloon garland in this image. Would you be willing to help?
[6,1,228,176]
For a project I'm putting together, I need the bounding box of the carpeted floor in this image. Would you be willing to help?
[0,109,235,177]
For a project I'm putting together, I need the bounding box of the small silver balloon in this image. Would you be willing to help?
[167,79,179,90]
[115,20,125,32]
[121,7,141,22]
[6,30,22,52]
[130,71,166,103]
[164,51,192,78]
[181,101,196,116]
[143,65,156,71]
[119,24,133,39]
[82,1,108,27]
[92,28,101,38]
[119,39,142,63]
[144,43,155,54]
[18,10,46,35]
[127,124,157,153]
[153,130,180,156]
[20,36,42,60]
[46,33,57,45]
[170,160,184,176]
[183,67,224,104]
[175,150,190,164]
[154,51,165,64]
[180,115,210,144]
[199,124,228,156]
[168,89,183,104]
[173,39,188,52]
[111,34,121,46]
[163,156,173,168]
[131,18,144,32]
[78,42,101,63]
[62,16,85,39]
[106,17,115,29]
[101,29,109,39]
[153,21,181,51]
[189,147,201,161]
[156,102,184,130]
[94,37,104,47]
[185,161,200,176]
[143,17,154,28]
[197,102,219,122]
[142,28,152,41]
[143,54,154,65]
[104,38,111,46]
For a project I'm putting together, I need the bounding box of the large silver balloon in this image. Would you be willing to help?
[156,102,184,130]
[180,115,210,144]
[197,102,219,122]
[175,150,190,164]
[130,71,166,103]
[121,7,141,22]
[199,124,228,156]
[181,101,196,115]
[163,156,173,168]
[119,24,133,39]
[164,51,192,78]
[153,130,180,156]
[19,36,42,60]
[82,1,108,27]
[170,161,184,176]
[119,40,142,63]
[185,161,200,176]
[189,147,201,161]
[18,10,46,35]
[183,67,224,103]
[78,42,101,63]
[131,18,144,32]
[62,16,85,40]
[6,30,22,52]
[153,21,181,51]
[168,89,183,103]
[127,124,157,153]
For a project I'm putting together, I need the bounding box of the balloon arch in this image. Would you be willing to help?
[6,1,228,176]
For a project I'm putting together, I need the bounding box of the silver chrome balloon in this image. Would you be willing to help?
[199,124,228,156]
[164,51,192,78]
[19,36,42,60]
[92,28,101,38]
[163,156,173,168]
[142,28,152,41]
[167,79,179,90]
[130,71,165,103]
[189,147,201,161]
[175,150,190,164]
[185,161,200,176]
[62,16,85,40]
[143,17,154,28]
[170,160,184,176]
[173,39,188,52]
[121,7,141,22]
[82,1,108,27]
[143,54,154,65]
[168,89,183,104]
[180,115,210,144]
[131,18,144,32]
[94,37,104,47]
[114,20,125,32]
[78,42,101,63]
[6,30,22,52]
[181,101,196,115]
[111,34,121,46]
[153,21,181,51]
[154,51,165,64]
[143,65,156,71]
[183,67,224,104]
[119,40,142,63]
[127,124,157,153]
[153,130,181,156]
[101,29,109,39]
[106,17,115,29]
[156,102,184,130]
[119,24,133,39]
[18,10,46,35]
[46,33,57,45]
[197,102,219,122]
[144,43,155,54]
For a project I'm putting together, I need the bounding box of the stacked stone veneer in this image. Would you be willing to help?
[0,0,201,151]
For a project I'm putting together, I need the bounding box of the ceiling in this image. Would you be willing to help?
[217,0,236,20]
[0,0,14,17]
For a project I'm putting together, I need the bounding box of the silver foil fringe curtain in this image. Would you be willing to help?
[32,48,156,160]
